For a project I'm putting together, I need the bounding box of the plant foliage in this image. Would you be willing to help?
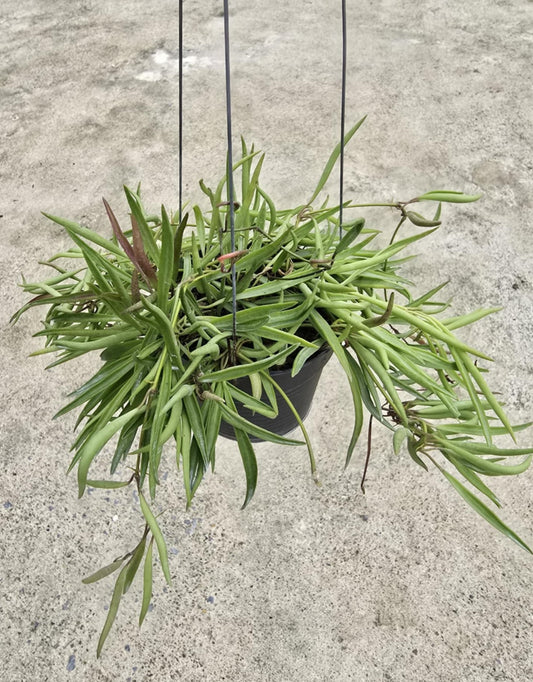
[14,121,532,654]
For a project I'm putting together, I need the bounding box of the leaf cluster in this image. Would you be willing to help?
[14,121,531,654]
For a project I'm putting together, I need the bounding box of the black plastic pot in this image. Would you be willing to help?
[219,346,332,442]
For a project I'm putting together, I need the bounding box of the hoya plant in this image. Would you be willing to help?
[13,121,532,655]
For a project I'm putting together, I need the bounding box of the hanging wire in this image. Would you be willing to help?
[178,0,184,223]
[339,0,347,239]
[222,0,238,364]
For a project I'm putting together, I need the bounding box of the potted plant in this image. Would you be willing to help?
[13,119,532,656]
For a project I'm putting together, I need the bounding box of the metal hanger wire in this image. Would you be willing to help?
[179,0,349,363]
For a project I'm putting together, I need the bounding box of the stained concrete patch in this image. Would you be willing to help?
[1,1,532,681]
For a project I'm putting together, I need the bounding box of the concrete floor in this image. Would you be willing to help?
[1,1,532,680]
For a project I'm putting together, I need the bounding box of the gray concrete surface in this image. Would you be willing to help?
[1,1,532,680]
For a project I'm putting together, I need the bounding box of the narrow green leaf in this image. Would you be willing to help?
[96,562,129,658]
[139,537,154,627]
[202,306,270,332]
[436,465,532,553]
[450,349,493,446]
[334,218,365,256]
[138,491,172,585]
[308,116,367,204]
[42,212,124,258]
[199,346,295,383]
[82,558,125,585]
[405,211,441,228]
[173,212,189,281]
[86,479,132,489]
[254,326,319,349]
[261,371,318,479]
[443,308,501,331]
[219,402,304,446]
[227,383,277,419]
[363,293,395,328]
[393,427,410,455]
[141,296,181,364]
[440,440,532,477]
[445,456,502,508]
[123,185,159,264]
[156,206,174,313]
[179,411,193,505]
[407,438,428,471]
[183,394,209,467]
[417,190,482,203]
[123,534,147,594]
[249,372,263,401]
[461,354,516,442]
[307,307,363,466]
[111,417,141,474]
[234,426,258,509]
[292,345,321,378]
[76,407,146,498]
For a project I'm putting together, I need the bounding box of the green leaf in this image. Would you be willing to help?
[54,357,134,419]
[416,191,482,204]
[149,362,173,495]
[308,116,367,204]
[139,537,154,627]
[199,346,295,383]
[254,326,319,349]
[111,417,141,474]
[405,211,441,228]
[445,457,501,508]
[393,427,410,455]
[82,558,125,584]
[234,426,258,509]
[123,534,147,594]
[141,296,181,364]
[123,185,159,265]
[249,372,263,401]
[218,402,304,446]
[461,354,516,442]
[439,440,532,477]
[261,371,317,479]
[292,345,321,378]
[363,293,395,328]
[86,479,132,489]
[203,306,270,332]
[42,212,124,258]
[138,491,172,585]
[334,218,365,256]
[353,291,491,360]
[235,272,317,300]
[450,349,493,446]
[76,406,146,498]
[183,394,209,467]
[307,308,363,467]
[407,281,449,309]
[436,465,532,554]
[227,383,277,419]
[407,438,428,471]
[443,308,501,331]
[173,211,189,280]
[96,562,129,658]
[204,391,223,464]
[179,411,193,506]
[156,206,174,313]
[345,351,384,423]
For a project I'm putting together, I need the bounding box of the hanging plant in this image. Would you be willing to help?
[13,121,533,655]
